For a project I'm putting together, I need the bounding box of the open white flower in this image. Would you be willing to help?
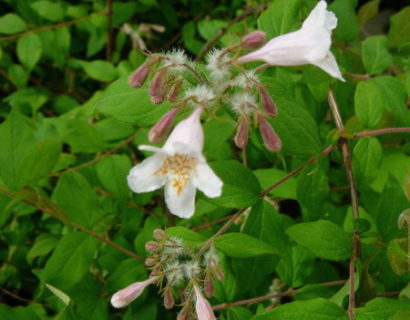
[237,0,345,81]
[127,108,223,218]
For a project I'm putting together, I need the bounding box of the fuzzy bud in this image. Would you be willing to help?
[241,31,266,49]
[153,228,168,241]
[145,241,162,252]
[258,114,282,152]
[128,64,150,88]
[234,115,249,149]
[168,80,183,102]
[148,107,180,143]
[258,86,278,117]
[164,287,175,309]
[149,70,166,98]
[144,257,157,266]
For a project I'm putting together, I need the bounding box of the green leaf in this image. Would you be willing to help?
[97,77,170,126]
[297,166,329,221]
[53,172,99,228]
[253,298,347,320]
[0,13,27,35]
[358,0,380,26]
[388,7,410,48]
[258,0,302,39]
[165,226,205,248]
[31,1,65,22]
[329,0,360,42]
[198,20,227,41]
[286,220,352,261]
[362,36,393,75]
[42,232,98,290]
[78,60,118,82]
[356,298,410,320]
[354,80,384,128]
[105,258,146,291]
[353,137,383,185]
[206,160,261,208]
[0,305,41,320]
[45,284,71,306]
[8,64,28,88]
[96,155,131,201]
[215,233,280,258]
[254,168,297,199]
[17,33,43,71]
[269,97,322,157]
[27,233,59,264]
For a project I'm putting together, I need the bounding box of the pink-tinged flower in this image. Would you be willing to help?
[194,285,216,320]
[241,31,266,49]
[127,108,223,218]
[237,1,345,81]
[148,107,180,143]
[111,277,158,308]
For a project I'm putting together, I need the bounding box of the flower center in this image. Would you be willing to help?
[154,153,198,195]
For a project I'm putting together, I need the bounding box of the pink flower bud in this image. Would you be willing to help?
[234,115,249,149]
[148,107,180,143]
[194,285,216,320]
[144,257,157,266]
[111,277,158,308]
[204,278,214,298]
[241,31,266,49]
[168,80,183,102]
[258,86,277,117]
[177,305,190,320]
[153,228,168,241]
[149,70,166,98]
[213,265,225,281]
[164,287,175,309]
[128,64,150,88]
[151,95,164,104]
[258,114,282,152]
[145,241,162,252]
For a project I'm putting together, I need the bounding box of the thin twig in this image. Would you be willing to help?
[212,279,346,310]
[0,188,145,262]
[260,144,334,197]
[354,127,410,138]
[328,90,360,320]
[195,3,269,62]
[192,214,235,231]
[344,73,371,81]
[0,288,33,304]
[49,134,136,177]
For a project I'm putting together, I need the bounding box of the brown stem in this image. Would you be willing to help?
[328,90,360,320]
[354,127,410,138]
[0,13,103,42]
[49,134,136,177]
[0,288,33,304]
[344,73,371,81]
[183,63,206,84]
[212,280,346,310]
[0,188,145,262]
[106,0,114,61]
[194,3,269,62]
[260,144,334,197]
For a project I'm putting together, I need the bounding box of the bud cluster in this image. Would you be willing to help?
[127,30,282,153]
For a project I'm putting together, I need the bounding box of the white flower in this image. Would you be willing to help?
[111,277,158,308]
[127,108,223,219]
[194,285,216,320]
[237,1,345,81]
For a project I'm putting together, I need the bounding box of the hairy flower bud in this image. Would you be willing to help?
[241,31,266,49]
[258,86,278,117]
[149,69,166,98]
[153,228,168,241]
[145,241,162,252]
[168,80,183,102]
[128,64,150,88]
[177,305,190,320]
[164,287,175,309]
[234,115,249,149]
[148,107,180,143]
[258,114,282,152]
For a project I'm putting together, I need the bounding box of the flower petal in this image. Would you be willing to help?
[302,0,337,32]
[127,153,167,193]
[193,163,223,198]
[312,52,345,82]
[164,180,196,218]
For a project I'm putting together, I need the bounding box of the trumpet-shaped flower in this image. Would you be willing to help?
[237,1,345,81]
[194,285,216,320]
[111,277,158,308]
[127,108,223,218]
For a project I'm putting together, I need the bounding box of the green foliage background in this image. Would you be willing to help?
[0,0,410,319]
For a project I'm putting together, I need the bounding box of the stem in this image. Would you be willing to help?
[0,189,145,262]
[212,280,346,310]
[354,127,410,138]
[195,3,269,62]
[344,73,371,81]
[260,144,334,197]
[328,90,360,320]
[183,63,206,84]
[192,214,235,231]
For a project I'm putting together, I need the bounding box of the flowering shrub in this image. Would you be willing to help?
[1,0,410,320]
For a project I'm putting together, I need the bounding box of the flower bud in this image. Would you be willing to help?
[234,115,249,149]
[213,265,225,281]
[149,69,166,98]
[241,31,266,49]
[168,80,183,102]
[128,64,150,88]
[144,256,157,266]
[194,285,216,320]
[153,228,168,241]
[149,107,180,143]
[204,277,214,298]
[258,86,277,117]
[164,287,175,309]
[258,114,282,152]
[145,241,162,252]
[177,305,190,320]
[111,277,158,308]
